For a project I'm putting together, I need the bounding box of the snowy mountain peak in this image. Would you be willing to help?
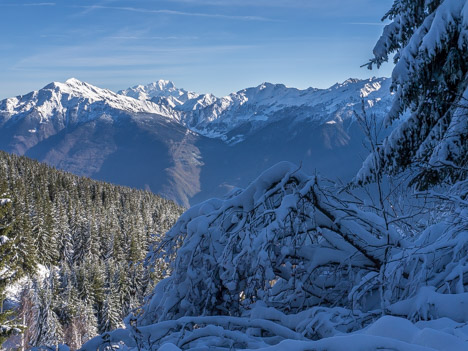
[258,82,285,90]
[138,79,177,93]
[240,82,289,96]
[65,77,83,85]
[0,79,174,126]
[43,78,119,102]
[119,79,190,102]
[152,79,176,90]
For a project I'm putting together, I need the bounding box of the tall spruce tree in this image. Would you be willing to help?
[356,0,468,188]
[30,274,64,349]
[0,189,17,343]
[98,264,121,334]
[0,183,34,343]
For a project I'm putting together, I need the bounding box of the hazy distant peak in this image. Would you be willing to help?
[135,79,177,92]
[119,80,191,102]
[150,80,176,90]
[258,82,284,89]
[330,76,387,89]
[341,78,361,85]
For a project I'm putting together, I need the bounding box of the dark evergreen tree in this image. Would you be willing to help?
[357,0,468,188]
[0,188,18,344]
[0,182,34,344]
[98,263,120,333]
[30,273,63,349]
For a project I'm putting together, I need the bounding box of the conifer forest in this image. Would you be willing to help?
[0,151,183,349]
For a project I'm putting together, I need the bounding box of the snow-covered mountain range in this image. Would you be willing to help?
[120,77,392,142]
[1,76,391,143]
[0,77,393,206]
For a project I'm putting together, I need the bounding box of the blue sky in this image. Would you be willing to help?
[0,0,394,98]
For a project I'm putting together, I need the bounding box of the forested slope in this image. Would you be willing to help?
[0,150,183,349]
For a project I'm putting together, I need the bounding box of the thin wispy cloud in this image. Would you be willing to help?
[108,35,199,40]
[40,34,68,38]
[155,0,317,8]
[346,22,386,26]
[0,2,55,6]
[12,42,260,70]
[76,5,273,22]
[158,0,377,10]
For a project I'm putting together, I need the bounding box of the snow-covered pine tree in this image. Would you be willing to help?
[0,188,18,343]
[38,199,59,265]
[30,273,64,349]
[0,183,33,344]
[357,0,468,189]
[12,203,37,277]
[98,266,121,334]
[98,293,121,334]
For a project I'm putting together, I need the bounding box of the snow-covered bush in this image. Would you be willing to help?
[139,162,399,321]
[81,162,468,351]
